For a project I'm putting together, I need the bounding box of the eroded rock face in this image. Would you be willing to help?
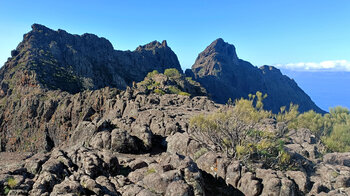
[0,24,182,94]
[0,85,217,152]
[323,152,350,167]
[90,129,142,153]
[0,24,186,152]
[186,38,324,113]
[0,147,208,196]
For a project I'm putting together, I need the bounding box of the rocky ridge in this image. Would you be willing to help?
[0,24,182,95]
[186,38,324,113]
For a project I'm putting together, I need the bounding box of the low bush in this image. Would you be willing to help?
[7,177,17,188]
[147,70,159,78]
[179,92,191,96]
[167,86,181,94]
[323,124,350,152]
[277,104,350,153]
[189,92,290,169]
[164,68,181,78]
[154,89,165,95]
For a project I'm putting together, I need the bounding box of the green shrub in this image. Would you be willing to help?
[147,70,159,78]
[154,89,165,95]
[167,86,181,94]
[190,92,271,157]
[164,68,181,78]
[7,177,17,189]
[235,145,248,158]
[276,103,299,124]
[179,92,191,96]
[189,92,294,170]
[234,92,272,123]
[146,168,156,175]
[287,110,327,137]
[3,177,17,195]
[147,82,160,90]
[279,150,291,166]
[140,69,197,97]
[276,104,350,153]
[4,187,10,195]
[323,124,350,152]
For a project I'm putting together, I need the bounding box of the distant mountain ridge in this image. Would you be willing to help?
[186,38,324,113]
[0,25,324,115]
[0,24,182,95]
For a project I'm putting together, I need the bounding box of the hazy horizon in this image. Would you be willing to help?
[281,70,350,112]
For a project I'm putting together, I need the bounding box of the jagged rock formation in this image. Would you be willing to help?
[0,147,208,196]
[186,38,324,113]
[0,24,182,94]
[0,84,215,152]
[0,24,187,152]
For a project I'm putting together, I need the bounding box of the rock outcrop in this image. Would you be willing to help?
[0,24,191,153]
[166,121,350,196]
[186,38,324,113]
[0,24,182,94]
[0,146,208,196]
[0,84,217,152]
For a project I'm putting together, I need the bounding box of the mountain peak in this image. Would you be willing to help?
[191,38,239,77]
[205,38,238,59]
[136,40,169,51]
[187,39,324,113]
[209,38,225,46]
[162,40,167,47]
[31,23,51,32]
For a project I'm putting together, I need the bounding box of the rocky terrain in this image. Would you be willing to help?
[185,38,324,113]
[0,25,348,195]
[1,88,349,195]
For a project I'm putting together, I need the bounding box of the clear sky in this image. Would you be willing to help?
[1,0,350,70]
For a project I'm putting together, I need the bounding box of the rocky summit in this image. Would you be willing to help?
[0,25,347,196]
[186,38,324,113]
[0,24,182,94]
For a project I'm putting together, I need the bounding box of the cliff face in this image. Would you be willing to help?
[0,24,186,152]
[0,24,182,95]
[186,38,324,113]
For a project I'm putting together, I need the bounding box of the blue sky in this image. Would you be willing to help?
[1,0,350,69]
